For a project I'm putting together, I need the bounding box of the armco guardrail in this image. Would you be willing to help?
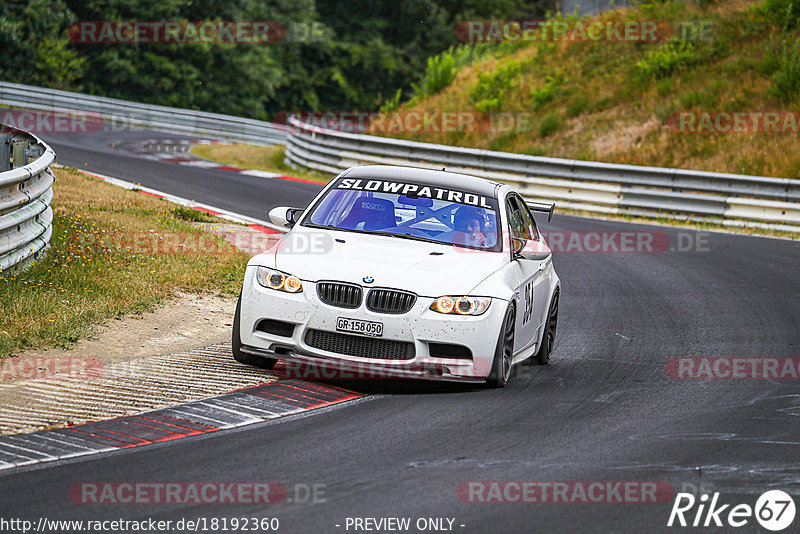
[0,82,286,145]
[0,127,55,272]
[286,116,800,228]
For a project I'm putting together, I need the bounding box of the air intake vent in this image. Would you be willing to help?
[305,329,415,360]
[256,319,295,338]
[366,289,417,314]
[428,342,472,360]
[317,282,362,309]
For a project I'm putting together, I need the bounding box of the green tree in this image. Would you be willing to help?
[2,0,554,119]
[0,0,84,89]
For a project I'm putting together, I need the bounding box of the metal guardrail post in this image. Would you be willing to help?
[0,126,55,272]
[24,145,43,165]
[0,133,10,171]
[11,136,27,169]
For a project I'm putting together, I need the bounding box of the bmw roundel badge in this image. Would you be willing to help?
[363,276,374,284]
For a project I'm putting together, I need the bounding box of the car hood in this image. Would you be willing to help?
[253,227,507,297]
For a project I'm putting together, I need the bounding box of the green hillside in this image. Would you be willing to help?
[377,0,800,179]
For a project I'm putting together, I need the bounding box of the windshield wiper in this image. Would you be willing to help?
[366,230,444,245]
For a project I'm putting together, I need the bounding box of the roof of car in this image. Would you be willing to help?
[340,165,503,197]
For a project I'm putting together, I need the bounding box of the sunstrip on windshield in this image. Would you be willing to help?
[336,178,494,209]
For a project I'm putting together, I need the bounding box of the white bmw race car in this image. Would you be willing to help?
[233,165,560,387]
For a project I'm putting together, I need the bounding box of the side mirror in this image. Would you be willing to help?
[511,236,552,261]
[525,250,552,261]
[268,206,303,228]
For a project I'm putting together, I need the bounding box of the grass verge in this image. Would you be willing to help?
[191,143,332,184]
[0,167,249,359]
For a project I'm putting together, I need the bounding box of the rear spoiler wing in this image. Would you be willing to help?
[526,201,555,223]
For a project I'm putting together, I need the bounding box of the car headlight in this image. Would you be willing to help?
[256,267,303,293]
[430,296,491,316]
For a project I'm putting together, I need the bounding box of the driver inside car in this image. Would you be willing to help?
[454,205,488,247]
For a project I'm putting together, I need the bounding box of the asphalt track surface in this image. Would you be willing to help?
[40,123,320,217]
[1,126,799,533]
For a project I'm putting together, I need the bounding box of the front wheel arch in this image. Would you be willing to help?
[533,288,559,365]
[486,303,516,388]
[232,293,277,370]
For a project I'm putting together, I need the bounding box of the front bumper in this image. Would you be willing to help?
[239,266,508,382]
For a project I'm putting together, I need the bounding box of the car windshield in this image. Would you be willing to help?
[304,178,502,251]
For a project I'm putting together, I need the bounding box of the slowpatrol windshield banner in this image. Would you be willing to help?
[335,178,494,208]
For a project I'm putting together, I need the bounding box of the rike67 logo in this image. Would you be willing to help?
[668,490,796,531]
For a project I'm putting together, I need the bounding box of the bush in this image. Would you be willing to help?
[412,53,456,98]
[469,61,522,113]
[380,89,403,112]
[530,75,567,110]
[566,95,589,117]
[411,43,503,101]
[762,0,800,29]
[636,42,701,77]
[451,43,505,68]
[538,113,561,137]
[771,38,800,102]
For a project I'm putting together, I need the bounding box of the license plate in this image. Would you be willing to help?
[336,317,384,337]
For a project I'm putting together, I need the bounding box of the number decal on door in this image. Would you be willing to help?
[522,281,533,325]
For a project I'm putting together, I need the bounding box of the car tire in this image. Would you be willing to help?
[232,293,277,370]
[533,290,559,365]
[487,304,515,388]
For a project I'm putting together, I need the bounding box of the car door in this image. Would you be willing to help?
[519,198,552,340]
[506,194,546,354]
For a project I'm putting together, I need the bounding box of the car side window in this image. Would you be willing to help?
[516,197,539,240]
[506,196,533,241]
